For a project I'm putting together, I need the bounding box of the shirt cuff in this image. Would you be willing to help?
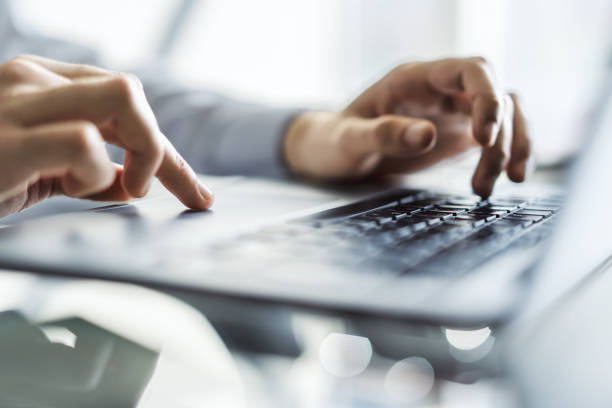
[209,107,304,178]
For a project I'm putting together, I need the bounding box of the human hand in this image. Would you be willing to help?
[284,57,531,198]
[0,55,213,218]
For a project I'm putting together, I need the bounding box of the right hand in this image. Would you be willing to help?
[284,58,531,198]
[0,55,214,219]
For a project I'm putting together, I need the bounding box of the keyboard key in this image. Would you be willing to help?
[454,214,490,226]
[390,204,424,214]
[396,217,428,231]
[346,218,379,230]
[360,212,394,224]
[482,205,517,212]
[488,198,528,208]
[444,218,478,228]
[470,208,508,218]
[488,218,524,234]
[503,214,536,227]
[374,208,411,220]
[446,195,483,206]
[505,213,543,224]
[515,209,552,218]
[523,205,560,212]
[406,198,447,209]
[434,205,472,214]
[413,210,454,221]
[415,217,442,226]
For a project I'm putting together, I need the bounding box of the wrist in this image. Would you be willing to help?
[283,110,338,176]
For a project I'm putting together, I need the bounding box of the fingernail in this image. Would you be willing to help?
[403,122,434,150]
[483,122,499,147]
[511,161,526,182]
[198,183,215,209]
[138,180,152,198]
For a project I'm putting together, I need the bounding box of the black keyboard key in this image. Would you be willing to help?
[444,218,478,229]
[411,216,442,226]
[360,211,394,224]
[396,217,428,231]
[391,205,425,215]
[424,223,471,244]
[405,198,446,209]
[515,209,552,218]
[373,208,410,220]
[470,208,507,218]
[346,218,379,230]
[505,213,543,224]
[483,204,517,212]
[413,210,454,221]
[434,205,472,214]
[454,214,488,226]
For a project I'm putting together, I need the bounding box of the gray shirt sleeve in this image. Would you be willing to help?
[0,2,301,178]
[137,72,301,177]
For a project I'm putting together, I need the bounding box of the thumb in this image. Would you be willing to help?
[341,115,436,160]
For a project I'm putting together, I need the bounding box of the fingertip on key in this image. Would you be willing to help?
[508,161,526,183]
[198,183,215,209]
[472,177,493,200]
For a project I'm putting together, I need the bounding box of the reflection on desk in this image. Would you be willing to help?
[0,271,246,408]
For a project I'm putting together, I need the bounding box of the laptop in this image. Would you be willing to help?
[0,90,611,328]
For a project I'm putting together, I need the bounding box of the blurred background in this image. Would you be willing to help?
[9,0,612,163]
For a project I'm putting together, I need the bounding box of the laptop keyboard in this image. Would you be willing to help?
[211,189,561,279]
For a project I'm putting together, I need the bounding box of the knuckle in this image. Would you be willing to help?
[108,74,138,102]
[122,72,144,89]
[487,95,501,111]
[12,54,35,62]
[470,56,490,67]
[0,58,32,81]
[508,91,521,105]
[373,118,396,147]
[488,149,507,168]
[172,150,191,174]
[337,127,354,154]
[108,72,146,107]
[477,93,501,116]
[148,135,165,158]
[68,122,101,155]
[514,140,531,161]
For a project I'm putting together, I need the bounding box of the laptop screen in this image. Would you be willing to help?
[526,80,612,315]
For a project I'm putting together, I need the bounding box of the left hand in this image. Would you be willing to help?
[283,57,531,198]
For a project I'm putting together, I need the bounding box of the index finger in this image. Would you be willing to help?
[6,78,213,209]
[427,58,504,147]
[7,77,162,196]
[156,141,215,210]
